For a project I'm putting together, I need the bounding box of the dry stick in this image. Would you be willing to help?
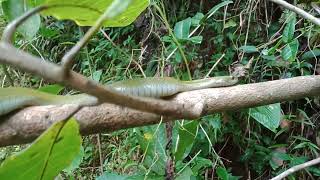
[1,75,320,146]
[269,0,320,26]
[0,6,199,118]
[271,157,320,180]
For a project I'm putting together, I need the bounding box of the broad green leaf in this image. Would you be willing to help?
[301,48,320,60]
[38,84,64,94]
[239,45,259,53]
[174,17,192,39]
[281,39,299,61]
[2,0,40,39]
[191,12,204,26]
[216,167,241,180]
[175,121,199,161]
[63,145,84,174]
[224,19,237,28]
[191,157,212,175]
[282,13,296,43]
[176,166,194,180]
[186,35,203,44]
[32,0,149,27]
[0,118,82,180]
[216,167,229,180]
[249,103,281,132]
[136,125,167,175]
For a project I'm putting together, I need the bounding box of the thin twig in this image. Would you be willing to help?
[271,157,320,180]
[205,54,225,78]
[269,0,320,26]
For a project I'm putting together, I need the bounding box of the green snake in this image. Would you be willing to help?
[0,76,238,116]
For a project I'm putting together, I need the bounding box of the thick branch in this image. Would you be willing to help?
[0,75,320,146]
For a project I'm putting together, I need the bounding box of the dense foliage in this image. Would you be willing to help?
[0,0,319,179]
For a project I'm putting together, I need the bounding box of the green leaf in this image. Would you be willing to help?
[136,125,167,175]
[249,103,281,132]
[38,84,64,94]
[175,121,199,161]
[216,167,240,180]
[281,39,299,61]
[2,0,40,39]
[0,118,82,180]
[176,166,194,180]
[32,0,149,27]
[301,48,320,60]
[191,157,212,175]
[216,167,229,180]
[92,70,103,82]
[191,12,204,26]
[201,1,233,23]
[174,17,192,39]
[282,13,296,43]
[224,19,237,28]
[239,45,259,53]
[186,35,203,44]
[63,145,84,175]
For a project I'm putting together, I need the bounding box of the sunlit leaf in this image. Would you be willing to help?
[176,166,194,180]
[0,118,82,180]
[38,84,64,94]
[174,17,192,39]
[136,125,167,175]
[175,121,199,161]
[249,103,281,132]
[239,45,259,53]
[281,39,299,61]
[282,13,296,43]
[31,0,149,27]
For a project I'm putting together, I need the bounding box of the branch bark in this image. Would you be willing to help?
[0,75,320,147]
[271,157,320,180]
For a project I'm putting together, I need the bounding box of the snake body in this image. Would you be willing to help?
[0,76,238,116]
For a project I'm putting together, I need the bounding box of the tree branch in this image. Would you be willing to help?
[0,4,200,119]
[0,75,319,147]
[271,157,320,180]
[269,0,320,26]
[0,43,200,118]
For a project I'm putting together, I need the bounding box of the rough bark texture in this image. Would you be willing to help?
[0,75,320,147]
